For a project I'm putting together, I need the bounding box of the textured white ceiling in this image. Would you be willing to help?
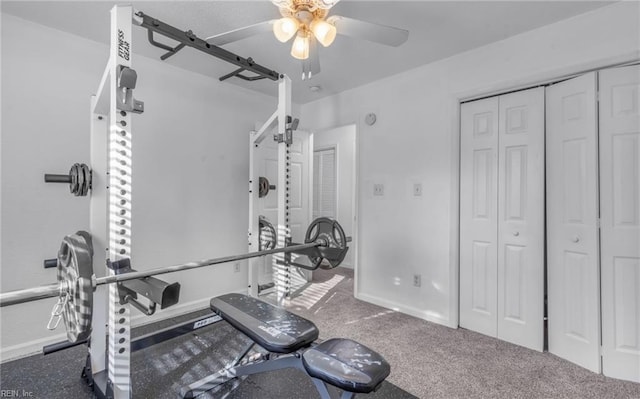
[1,1,613,104]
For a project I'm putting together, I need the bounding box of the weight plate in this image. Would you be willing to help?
[258,216,276,251]
[75,164,84,197]
[57,231,94,342]
[258,176,270,198]
[80,164,91,196]
[304,217,348,269]
[69,164,78,195]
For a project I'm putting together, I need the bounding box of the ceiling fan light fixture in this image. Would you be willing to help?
[291,31,310,60]
[310,18,336,47]
[317,0,341,9]
[273,17,300,42]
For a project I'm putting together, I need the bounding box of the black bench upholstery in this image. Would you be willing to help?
[210,293,319,353]
[209,293,390,397]
[302,338,391,394]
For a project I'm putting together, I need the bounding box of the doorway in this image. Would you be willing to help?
[312,124,357,270]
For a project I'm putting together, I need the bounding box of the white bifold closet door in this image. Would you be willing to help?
[460,97,499,337]
[599,65,640,383]
[546,66,640,383]
[546,72,601,373]
[460,87,545,351]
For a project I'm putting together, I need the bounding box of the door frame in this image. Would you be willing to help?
[310,124,359,278]
[452,54,640,328]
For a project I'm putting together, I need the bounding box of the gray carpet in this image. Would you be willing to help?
[2,267,639,398]
[274,267,640,399]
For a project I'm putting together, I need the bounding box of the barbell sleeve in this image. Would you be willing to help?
[1,283,60,307]
[44,174,72,183]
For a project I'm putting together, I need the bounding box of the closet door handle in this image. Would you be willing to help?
[572,236,580,243]
[513,231,519,237]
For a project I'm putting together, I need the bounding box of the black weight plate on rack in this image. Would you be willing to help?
[304,217,348,269]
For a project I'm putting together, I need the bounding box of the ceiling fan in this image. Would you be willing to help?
[205,0,409,80]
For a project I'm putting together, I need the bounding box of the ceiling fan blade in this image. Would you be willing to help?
[205,20,276,46]
[327,15,409,47]
[302,39,321,80]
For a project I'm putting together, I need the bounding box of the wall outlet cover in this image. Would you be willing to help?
[374,183,384,196]
[413,183,422,196]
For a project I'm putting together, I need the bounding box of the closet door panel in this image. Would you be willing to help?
[460,98,499,337]
[497,87,545,351]
[546,72,600,372]
[600,65,640,383]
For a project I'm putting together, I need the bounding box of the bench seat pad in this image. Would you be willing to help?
[210,293,319,353]
[302,338,391,394]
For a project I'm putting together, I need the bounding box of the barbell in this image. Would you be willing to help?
[0,217,349,343]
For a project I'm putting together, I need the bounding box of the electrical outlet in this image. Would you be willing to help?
[234,263,240,273]
[413,274,421,287]
[413,183,422,196]
[373,183,384,196]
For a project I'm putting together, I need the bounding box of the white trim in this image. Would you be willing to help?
[356,292,454,327]
[1,332,69,363]
[354,121,361,297]
[459,52,639,103]
[307,132,315,237]
[448,97,461,329]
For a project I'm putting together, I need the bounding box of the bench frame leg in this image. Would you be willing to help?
[182,353,306,398]
[181,350,360,399]
[310,377,356,399]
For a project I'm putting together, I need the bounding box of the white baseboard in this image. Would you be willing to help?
[355,291,456,328]
[1,289,248,363]
[1,332,69,363]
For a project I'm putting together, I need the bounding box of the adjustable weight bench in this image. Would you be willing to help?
[181,293,390,399]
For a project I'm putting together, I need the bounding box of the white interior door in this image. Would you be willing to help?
[256,131,311,291]
[546,72,601,371]
[497,87,545,351]
[313,148,337,220]
[599,65,640,383]
[460,97,499,337]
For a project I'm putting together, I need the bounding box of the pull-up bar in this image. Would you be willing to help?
[136,11,280,82]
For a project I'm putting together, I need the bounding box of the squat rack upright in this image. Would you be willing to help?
[87,6,287,398]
